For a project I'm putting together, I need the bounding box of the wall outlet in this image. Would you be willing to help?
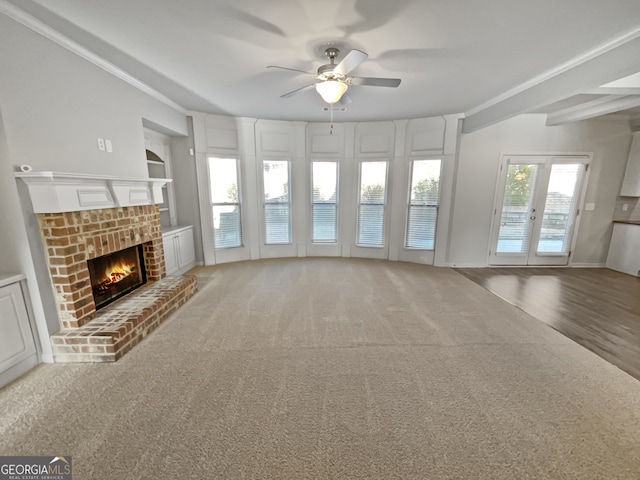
[623,203,629,211]
[97,138,105,151]
[105,139,113,153]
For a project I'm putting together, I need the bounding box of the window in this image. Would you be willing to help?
[311,161,338,243]
[405,159,441,250]
[208,157,242,249]
[263,160,291,244]
[356,161,388,247]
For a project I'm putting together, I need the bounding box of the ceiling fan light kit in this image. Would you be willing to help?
[268,46,401,132]
[269,47,401,104]
[315,79,348,104]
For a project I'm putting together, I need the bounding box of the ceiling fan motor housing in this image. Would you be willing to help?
[317,48,342,80]
[318,64,343,80]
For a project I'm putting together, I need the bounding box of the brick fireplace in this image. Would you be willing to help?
[38,205,165,328]
[17,172,198,362]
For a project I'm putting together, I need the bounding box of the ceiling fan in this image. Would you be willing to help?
[267,48,401,105]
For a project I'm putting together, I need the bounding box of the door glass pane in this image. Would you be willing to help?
[312,162,338,243]
[209,157,242,249]
[405,159,441,249]
[263,160,291,244]
[357,162,387,247]
[496,164,537,253]
[537,164,580,253]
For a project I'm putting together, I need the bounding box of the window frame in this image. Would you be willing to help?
[404,158,442,251]
[208,156,244,250]
[355,160,389,248]
[310,160,339,244]
[262,159,293,245]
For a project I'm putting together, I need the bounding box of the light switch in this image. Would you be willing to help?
[623,203,629,211]
[105,139,113,153]
[97,138,105,151]
[584,202,596,211]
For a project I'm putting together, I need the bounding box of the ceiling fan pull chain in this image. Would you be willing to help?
[330,104,334,135]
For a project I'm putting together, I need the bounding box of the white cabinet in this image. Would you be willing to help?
[162,226,196,275]
[620,132,640,196]
[0,275,38,388]
[606,223,640,276]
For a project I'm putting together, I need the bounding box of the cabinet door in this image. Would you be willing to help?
[176,228,196,268]
[162,235,179,275]
[606,224,640,276]
[0,283,37,374]
[621,133,640,196]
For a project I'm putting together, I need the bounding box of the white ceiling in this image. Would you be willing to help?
[5,0,640,129]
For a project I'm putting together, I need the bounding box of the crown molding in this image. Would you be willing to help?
[0,0,187,115]
[465,26,640,118]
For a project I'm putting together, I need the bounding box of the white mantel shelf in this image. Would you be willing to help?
[15,171,172,213]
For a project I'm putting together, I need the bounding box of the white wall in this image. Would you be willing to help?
[0,14,188,363]
[0,14,186,177]
[450,114,631,267]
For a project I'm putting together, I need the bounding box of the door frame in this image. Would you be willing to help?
[488,153,591,267]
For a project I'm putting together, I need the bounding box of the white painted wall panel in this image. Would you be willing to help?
[407,117,446,155]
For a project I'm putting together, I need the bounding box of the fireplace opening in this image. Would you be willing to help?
[87,245,147,310]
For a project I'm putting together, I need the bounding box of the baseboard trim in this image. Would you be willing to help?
[448,263,488,268]
[40,353,55,364]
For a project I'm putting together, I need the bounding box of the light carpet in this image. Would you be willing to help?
[1,258,640,479]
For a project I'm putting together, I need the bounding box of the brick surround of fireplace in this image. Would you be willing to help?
[37,204,197,362]
[38,205,166,328]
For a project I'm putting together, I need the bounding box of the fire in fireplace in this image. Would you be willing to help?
[87,245,147,310]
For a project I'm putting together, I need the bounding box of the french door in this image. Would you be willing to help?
[489,155,588,266]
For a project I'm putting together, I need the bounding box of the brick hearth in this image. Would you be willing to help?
[51,275,197,362]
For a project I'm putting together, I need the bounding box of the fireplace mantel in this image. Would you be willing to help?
[15,171,172,213]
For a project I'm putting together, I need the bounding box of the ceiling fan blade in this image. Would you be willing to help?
[349,77,401,87]
[267,65,315,76]
[334,49,368,76]
[339,93,352,105]
[281,84,316,98]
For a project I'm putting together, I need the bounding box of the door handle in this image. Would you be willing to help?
[530,216,536,220]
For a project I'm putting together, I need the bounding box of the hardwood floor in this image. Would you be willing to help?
[456,267,640,381]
